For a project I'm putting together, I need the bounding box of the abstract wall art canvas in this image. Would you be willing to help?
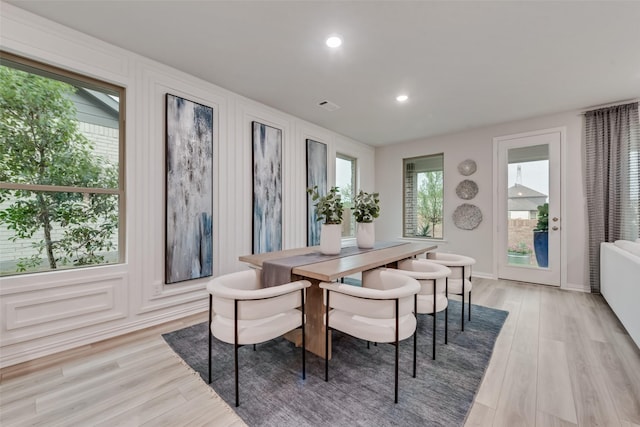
[252,121,282,254]
[306,139,327,245]
[165,94,213,284]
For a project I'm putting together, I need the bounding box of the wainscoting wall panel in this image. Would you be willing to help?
[0,3,375,367]
[7,285,116,330]
[3,276,126,343]
[0,5,131,86]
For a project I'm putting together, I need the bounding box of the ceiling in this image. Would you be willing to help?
[5,1,640,146]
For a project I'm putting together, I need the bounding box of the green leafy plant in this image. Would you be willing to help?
[534,203,549,232]
[417,223,432,237]
[307,186,343,224]
[508,242,532,255]
[352,190,380,223]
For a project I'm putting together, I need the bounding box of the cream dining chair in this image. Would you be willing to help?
[320,268,420,403]
[426,252,476,331]
[206,269,311,407]
[391,259,451,359]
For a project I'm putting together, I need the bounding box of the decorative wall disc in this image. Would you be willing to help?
[457,159,477,176]
[455,179,478,200]
[452,203,483,230]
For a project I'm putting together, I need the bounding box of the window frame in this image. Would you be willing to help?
[0,51,126,274]
[402,153,444,240]
[336,152,357,238]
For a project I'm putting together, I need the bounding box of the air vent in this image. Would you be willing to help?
[318,100,341,112]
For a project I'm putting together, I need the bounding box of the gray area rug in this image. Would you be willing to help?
[163,300,508,426]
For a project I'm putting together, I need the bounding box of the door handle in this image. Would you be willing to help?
[552,217,559,222]
[552,226,559,231]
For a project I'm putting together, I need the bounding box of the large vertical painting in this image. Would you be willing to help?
[165,94,213,284]
[306,139,327,246]
[252,121,282,253]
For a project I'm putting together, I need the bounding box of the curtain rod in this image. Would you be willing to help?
[580,98,639,114]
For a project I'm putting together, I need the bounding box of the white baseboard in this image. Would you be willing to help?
[469,272,590,293]
[562,282,591,293]
[470,271,496,280]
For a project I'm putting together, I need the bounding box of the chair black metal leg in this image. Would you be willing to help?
[234,299,239,407]
[445,278,449,344]
[413,331,417,378]
[413,294,417,378]
[461,290,465,332]
[461,267,465,332]
[468,267,472,321]
[234,343,239,407]
[394,298,399,404]
[301,288,306,380]
[325,290,330,382]
[208,294,213,384]
[432,290,436,360]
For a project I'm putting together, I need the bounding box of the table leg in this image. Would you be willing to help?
[284,277,331,359]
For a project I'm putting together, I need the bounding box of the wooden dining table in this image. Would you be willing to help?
[239,241,437,358]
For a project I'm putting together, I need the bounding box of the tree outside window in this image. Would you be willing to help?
[403,154,444,239]
[417,171,443,237]
[0,54,123,276]
[336,154,356,238]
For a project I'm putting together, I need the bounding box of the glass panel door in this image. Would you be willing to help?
[497,130,562,286]
[507,145,549,268]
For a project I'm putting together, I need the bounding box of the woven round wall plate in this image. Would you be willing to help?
[452,203,483,230]
[456,179,478,200]
[457,159,477,176]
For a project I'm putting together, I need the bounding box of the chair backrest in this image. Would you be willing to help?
[213,269,262,290]
[326,269,418,319]
[426,252,475,279]
[395,259,450,295]
[397,259,450,276]
[362,268,412,290]
[208,270,303,321]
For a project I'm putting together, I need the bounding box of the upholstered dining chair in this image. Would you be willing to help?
[206,269,311,407]
[320,269,420,403]
[425,252,476,331]
[391,259,452,359]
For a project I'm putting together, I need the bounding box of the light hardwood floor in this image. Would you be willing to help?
[1,278,639,426]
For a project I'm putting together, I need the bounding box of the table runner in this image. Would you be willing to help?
[261,241,405,287]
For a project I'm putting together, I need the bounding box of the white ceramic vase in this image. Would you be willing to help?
[320,223,342,255]
[356,222,375,249]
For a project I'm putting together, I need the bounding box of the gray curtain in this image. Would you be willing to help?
[585,102,639,293]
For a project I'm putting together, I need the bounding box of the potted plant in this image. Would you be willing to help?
[507,242,533,265]
[533,203,549,267]
[352,190,380,248]
[307,185,343,254]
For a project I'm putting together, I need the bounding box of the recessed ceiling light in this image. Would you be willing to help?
[396,94,409,102]
[326,35,342,48]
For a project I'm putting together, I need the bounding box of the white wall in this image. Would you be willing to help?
[0,4,374,367]
[375,111,587,290]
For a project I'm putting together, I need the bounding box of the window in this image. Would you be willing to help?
[403,154,444,239]
[336,153,357,238]
[0,52,125,276]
